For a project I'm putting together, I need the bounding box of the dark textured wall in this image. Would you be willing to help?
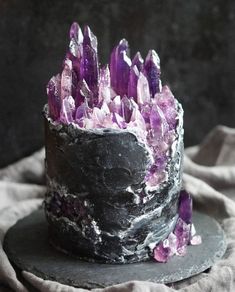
[0,0,235,167]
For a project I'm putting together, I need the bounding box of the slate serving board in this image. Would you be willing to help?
[4,210,226,289]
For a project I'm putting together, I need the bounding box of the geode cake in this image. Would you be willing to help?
[44,22,201,264]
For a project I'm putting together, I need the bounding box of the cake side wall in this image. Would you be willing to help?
[44,107,184,263]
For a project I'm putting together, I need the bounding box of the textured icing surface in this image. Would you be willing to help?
[44,104,184,263]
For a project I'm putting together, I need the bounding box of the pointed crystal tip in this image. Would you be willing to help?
[132,52,144,70]
[70,22,79,39]
[146,50,160,69]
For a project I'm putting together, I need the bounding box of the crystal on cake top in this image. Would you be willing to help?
[46,22,181,187]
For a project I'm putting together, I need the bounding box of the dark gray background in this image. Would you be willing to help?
[0,0,235,167]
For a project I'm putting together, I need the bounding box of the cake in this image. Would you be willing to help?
[44,22,201,264]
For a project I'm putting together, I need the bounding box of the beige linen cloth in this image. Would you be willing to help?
[0,125,235,292]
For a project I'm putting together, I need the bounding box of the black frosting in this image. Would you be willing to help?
[44,104,184,263]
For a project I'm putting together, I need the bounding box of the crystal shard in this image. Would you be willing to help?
[153,240,171,263]
[149,105,168,139]
[69,22,83,58]
[178,190,193,224]
[155,86,177,130]
[60,96,75,124]
[61,59,73,100]
[110,39,131,97]
[80,26,99,101]
[128,65,139,101]
[144,50,161,97]
[137,72,151,105]
[99,65,112,103]
[121,96,133,123]
[132,52,144,72]
[47,74,61,120]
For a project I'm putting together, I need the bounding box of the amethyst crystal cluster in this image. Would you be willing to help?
[45,22,201,264]
[153,191,201,263]
[47,22,178,187]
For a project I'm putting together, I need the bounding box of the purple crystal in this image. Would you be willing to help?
[190,235,202,245]
[60,96,75,124]
[132,52,144,72]
[155,86,177,130]
[174,217,191,249]
[49,192,62,216]
[137,72,151,105]
[110,39,131,96]
[112,112,126,129]
[109,95,121,114]
[69,22,83,58]
[66,22,84,81]
[47,74,61,120]
[144,50,161,97]
[61,59,73,100]
[80,26,99,99]
[153,240,171,263]
[121,96,134,122]
[178,190,193,224]
[75,79,93,107]
[47,23,182,188]
[149,105,168,138]
[75,102,91,127]
[99,65,112,103]
[128,65,139,101]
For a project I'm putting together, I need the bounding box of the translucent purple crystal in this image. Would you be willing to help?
[61,59,73,100]
[47,74,61,120]
[132,52,144,72]
[128,65,139,101]
[60,96,75,124]
[47,22,180,187]
[46,22,201,264]
[80,26,99,100]
[144,50,161,97]
[137,72,151,105]
[153,191,201,263]
[153,240,171,263]
[178,190,193,224]
[110,39,131,96]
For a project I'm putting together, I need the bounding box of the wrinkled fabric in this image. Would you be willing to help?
[0,125,235,292]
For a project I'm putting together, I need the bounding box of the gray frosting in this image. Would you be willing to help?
[43,103,184,263]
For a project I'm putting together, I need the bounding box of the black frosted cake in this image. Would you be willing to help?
[44,22,201,264]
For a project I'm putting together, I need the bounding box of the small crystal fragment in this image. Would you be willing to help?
[190,235,202,245]
[174,217,191,249]
[153,240,170,263]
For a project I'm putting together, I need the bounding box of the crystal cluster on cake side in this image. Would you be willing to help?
[43,22,201,264]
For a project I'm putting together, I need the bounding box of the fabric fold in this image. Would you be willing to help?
[0,125,235,292]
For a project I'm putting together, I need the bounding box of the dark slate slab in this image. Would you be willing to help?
[4,210,226,289]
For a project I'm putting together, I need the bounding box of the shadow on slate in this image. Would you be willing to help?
[0,0,235,167]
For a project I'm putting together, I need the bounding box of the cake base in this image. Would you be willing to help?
[4,209,226,289]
